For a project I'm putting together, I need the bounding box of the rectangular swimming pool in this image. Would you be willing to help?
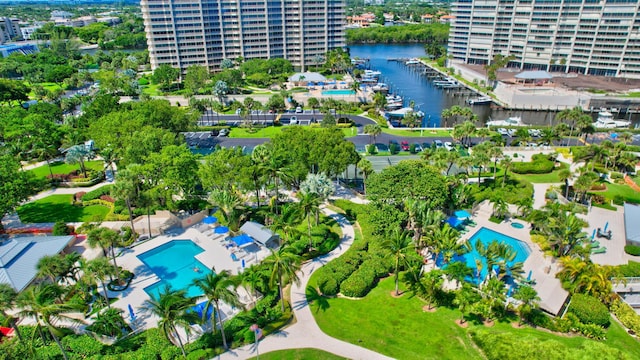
[460,227,531,282]
[137,240,212,299]
[321,89,355,95]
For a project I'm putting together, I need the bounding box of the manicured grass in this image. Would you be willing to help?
[382,128,452,138]
[248,348,346,360]
[308,276,640,360]
[27,161,104,180]
[17,194,109,223]
[513,162,570,183]
[26,82,65,99]
[141,83,162,96]
[593,181,640,204]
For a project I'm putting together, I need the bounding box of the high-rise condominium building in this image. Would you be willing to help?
[0,18,23,44]
[448,0,640,78]
[141,0,346,73]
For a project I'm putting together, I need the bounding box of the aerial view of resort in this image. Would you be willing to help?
[2,0,640,359]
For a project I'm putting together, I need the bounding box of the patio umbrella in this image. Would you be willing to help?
[604,222,609,232]
[241,259,245,268]
[592,229,596,240]
[527,270,533,282]
[446,216,463,228]
[214,226,229,234]
[203,216,218,224]
[128,304,136,321]
[610,133,618,139]
[454,210,471,220]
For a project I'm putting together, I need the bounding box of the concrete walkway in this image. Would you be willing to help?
[532,183,555,210]
[215,208,392,360]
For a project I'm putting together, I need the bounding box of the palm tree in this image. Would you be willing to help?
[262,246,301,312]
[208,188,246,231]
[500,155,513,187]
[475,127,491,143]
[421,269,444,310]
[192,271,241,350]
[85,257,118,308]
[558,168,572,199]
[0,284,23,341]
[17,283,84,360]
[480,277,506,322]
[363,124,382,145]
[297,191,321,248]
[513,285,539,325]
[64,144,94,178]
[112,169,139,234]
[472,143,491,185]
[240,265,268,306]
[350,81,361,102]
[490,191,508,219]
[268,203,302,243]
[444,261,473,288]
[31,140,58,180]
[453,284,479,324]
[88,307,128,338]
[264,153,290,215]
[382,229,414,296]
[141,286,199,357]
[434,224,465,264]
[36,254,67,283]
[544,212,588,257]
[488,146,504,179]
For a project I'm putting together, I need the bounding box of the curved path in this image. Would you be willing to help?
[215,208,392,360]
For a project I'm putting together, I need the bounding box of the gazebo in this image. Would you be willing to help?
[514,70,553,85]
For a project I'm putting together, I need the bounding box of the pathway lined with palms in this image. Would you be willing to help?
[216,208,392,360]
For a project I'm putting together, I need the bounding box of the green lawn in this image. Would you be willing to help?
[141,83,162,96]
[307,276,640,360]
[248,348,346,360]
[17,194,109,223]
[593,181,640,203]
[28,161,104,180]
[382,128,453,138]
[513,162,570,183]
[26,82,65,99]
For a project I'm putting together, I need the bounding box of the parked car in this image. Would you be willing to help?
[295,106,303,113]
[507,129,517,137]
[290,116,298,124]
[497,128,508,136]
[444,141,454,151]
[210,129,220,136]
[528,129,541,137]
[217,128,229,137]
[411,143,423,152]
[401,141,410,151]
[421,142,431,150]
[434,140,444,148]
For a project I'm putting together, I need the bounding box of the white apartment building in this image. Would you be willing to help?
[448,0,640,78]
[141,0,346,73]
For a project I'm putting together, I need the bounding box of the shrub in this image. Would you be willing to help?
[186,349,214,360]
[52,220,72,235]
[617,261,640,277]
[610,172,623,180]
[82,185,114,201]
[530,234,551,252]
[568,294,610,327]
[138,77,149,86]
[389,143,400,155]
[367,144,377,155]
[625,245,640,256]
[75,192,86,202]
[611,299,640,335]
[511,154,554,174]
[318,276,339,296]
[340,264,376,298]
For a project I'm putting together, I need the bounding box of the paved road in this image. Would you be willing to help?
[215,208,392,360]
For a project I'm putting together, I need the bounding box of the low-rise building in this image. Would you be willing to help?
[421,14,434,24]
[0,17,22,44]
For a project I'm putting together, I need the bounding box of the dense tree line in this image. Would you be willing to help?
[346,23,450,44]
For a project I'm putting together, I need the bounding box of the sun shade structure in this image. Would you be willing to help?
[202,216,218,224]
[446,216,463,228]
[239,221,280,246]
[454,210,472,219]
[0,235,75,291]
[214,226,229,234]
[288,72,327,83]
[514,70,553,80]
[624,203,640,246]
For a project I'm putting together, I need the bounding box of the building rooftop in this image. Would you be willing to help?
[515,70,553,80]
[0,235,75,291]
[239,221,279,246]
[624,203,640,245]
[288,72,327,83]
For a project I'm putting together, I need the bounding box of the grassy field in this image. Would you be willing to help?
[593,181,640,203]
[141,83,162,96]
[513,162,570,183]
[17,194,109,223]
[26,82,65,99]
[28,161,104,180]
[248,348,346,360]
[382,128,453,138]
[307,276,640,360]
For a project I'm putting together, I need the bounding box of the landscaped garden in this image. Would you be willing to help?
[249,348,346,360]
[28,160,104,181]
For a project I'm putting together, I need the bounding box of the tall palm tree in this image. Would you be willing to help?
[192,271,241,350]
[17,283,84,360]
[453,284,479,324]
[363,124,382,145]
[142,286,199,357]
[267,203,302,243]
[358,158,374,194]
[112,169,139,234]
[262,246,301,312]
[350,81,361,102]
[0,284,23,341]
[85,257,118,308]
[481,277,506,322]
[434,224,464,264]
[264,153,290,215]
[382,229,414,296]
[500,155,513,187]
[36,254,67,283]
[421,269,444,310]
[240,265,268,306]
[208,188,246,231]
[558,168,572,199]
[444,261,473,288]
[297,191,321,248]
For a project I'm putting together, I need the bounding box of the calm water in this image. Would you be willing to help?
[348,44,639,128]
[138,240,213,298]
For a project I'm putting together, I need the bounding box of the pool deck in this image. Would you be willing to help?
[462,201,569,316]
[110,226,270,331]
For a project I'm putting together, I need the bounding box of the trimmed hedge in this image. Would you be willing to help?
[318,277,339,296]
[617,261,640,277]
[82,184,114,201]
[624,245,640,256]
[511,154,555,174]
[611,299,640,335]
[340,262,377,298]
[568,294,610,327]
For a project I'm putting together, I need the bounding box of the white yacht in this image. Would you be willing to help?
[467,96,493,105]
[486,116,526,127]
[593,110,631,129]
[405,58,421,65]
[364,70,382,77]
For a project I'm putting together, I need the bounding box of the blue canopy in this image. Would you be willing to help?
[454,210,471,219]
[203,216,218,224]
[214,226,229,234]
[446,216,463,228]
[231,234,254,247]
[189,301,214,323]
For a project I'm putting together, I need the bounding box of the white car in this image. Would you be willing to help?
[507,129,517,137]
[497,128,508,136]
[528,129,541,137]
[444,142,454,151]
[295,106,303,113]
[217,128,229,137]
[290,116,298,125]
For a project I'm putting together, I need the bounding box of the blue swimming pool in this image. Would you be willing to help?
[455,227,530,283]
[137,240,212,299]
[321,89,355,95]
